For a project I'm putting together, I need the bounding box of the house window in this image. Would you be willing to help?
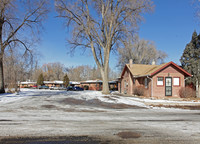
[144,78,148,88]
[173,77,180,86]
[157,77,164,86]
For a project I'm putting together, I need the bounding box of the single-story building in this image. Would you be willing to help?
[69,81,81,87]
[20,81,37,88]
[80,80,118,91]
[44,81,64,87]
[80,80,103,90]
[118,60,192,98]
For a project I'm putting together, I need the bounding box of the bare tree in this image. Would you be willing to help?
[4,45,40,92]
[67,65,102,81]
[117,36,167,70]
[192,0,200,21]
[55,0,153,94]
[0,0,49,93]
[4,52,19,91]
[41,62,65,81]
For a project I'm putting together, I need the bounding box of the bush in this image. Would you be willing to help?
[179,87,196,98]
[63,74,70,87]
[133,86,146,96]
[37,73,44,86]
[83,85,89,90]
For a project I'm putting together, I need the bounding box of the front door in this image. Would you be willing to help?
[165,77,172,96]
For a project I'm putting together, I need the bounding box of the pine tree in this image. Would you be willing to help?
[37,73,44,86]
[180,31,200,97]
[63,74,70,87]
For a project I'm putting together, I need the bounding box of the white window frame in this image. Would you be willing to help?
[173,77,180,86]
[157,77,164,86]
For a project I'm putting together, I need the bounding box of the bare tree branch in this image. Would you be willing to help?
[55,0,153,94]
[0,0,49,93]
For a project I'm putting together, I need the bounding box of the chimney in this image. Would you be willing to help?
[152,59,155,65]
[129,59,133,68]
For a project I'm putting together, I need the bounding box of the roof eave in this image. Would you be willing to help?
[150,61,192,77]
[132,75,151,78]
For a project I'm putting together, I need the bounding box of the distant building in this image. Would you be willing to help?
[80,80,103,90]
[69,81,80,87]
[80,80,118,91]
[44,81,64,87]
[20,81,37,88]
[118,60,192,98]
[20,79,118,91]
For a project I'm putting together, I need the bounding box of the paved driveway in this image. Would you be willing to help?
[0,89,200,144]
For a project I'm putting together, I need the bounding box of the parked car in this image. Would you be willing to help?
[38,85,49,89]
[52,87,60,90]
[67,86,84,91]
[67,86,74,91]
[30,85,37,89]
[50,86,55,90]
[50,86,66,90]
[58,87,67,90]
[74,86,84,91]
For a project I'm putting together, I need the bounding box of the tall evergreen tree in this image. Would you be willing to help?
[37,73,44,86]
[180,31,200,97]
[63,74,69,87]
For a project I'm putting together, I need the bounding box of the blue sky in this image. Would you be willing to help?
[38,0,200,71]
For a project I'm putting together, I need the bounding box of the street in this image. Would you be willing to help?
[0,89,200,144]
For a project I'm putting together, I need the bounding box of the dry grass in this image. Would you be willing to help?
[116,131,141,139]
[41,105,57,109]
[150,104,200,110]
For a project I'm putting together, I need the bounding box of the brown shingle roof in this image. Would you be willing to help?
[126,63,167,77]
[124,61,192,77]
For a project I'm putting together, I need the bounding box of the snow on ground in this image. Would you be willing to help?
[1,88,200,108]
[0,92,24,103]
[0,89,147,108]
[0,88,200,143]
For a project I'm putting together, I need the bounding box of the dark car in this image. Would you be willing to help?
[67,86,75,91]
[74,86,84,91]
[38,85,49,89]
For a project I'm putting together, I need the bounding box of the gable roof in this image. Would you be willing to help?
[121,61,192,78]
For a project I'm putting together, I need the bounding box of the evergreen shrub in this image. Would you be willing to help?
[83,85,89,90]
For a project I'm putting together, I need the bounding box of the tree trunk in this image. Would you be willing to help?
[100,61,110,94]
[0,57,5,93]
[101,72,109,94]
[198,85,200,98]
[196,78,199,98]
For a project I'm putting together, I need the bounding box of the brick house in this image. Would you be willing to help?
[20,81,37,88]
[118,60,192,98]
[80,80,103,90]
[44,81,64,87]
[80,80,118,91]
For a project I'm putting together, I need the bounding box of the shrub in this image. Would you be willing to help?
[37,73,44,86]
[63,74,70,87]
[83,85,89,90]
[133,85,146,96]
[179,87,196,98]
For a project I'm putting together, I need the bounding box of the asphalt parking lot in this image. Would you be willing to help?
[0,89,200,144]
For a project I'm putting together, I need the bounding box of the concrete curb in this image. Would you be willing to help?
[112,92,200,107]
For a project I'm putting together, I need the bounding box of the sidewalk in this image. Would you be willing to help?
[113,92,200,108]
